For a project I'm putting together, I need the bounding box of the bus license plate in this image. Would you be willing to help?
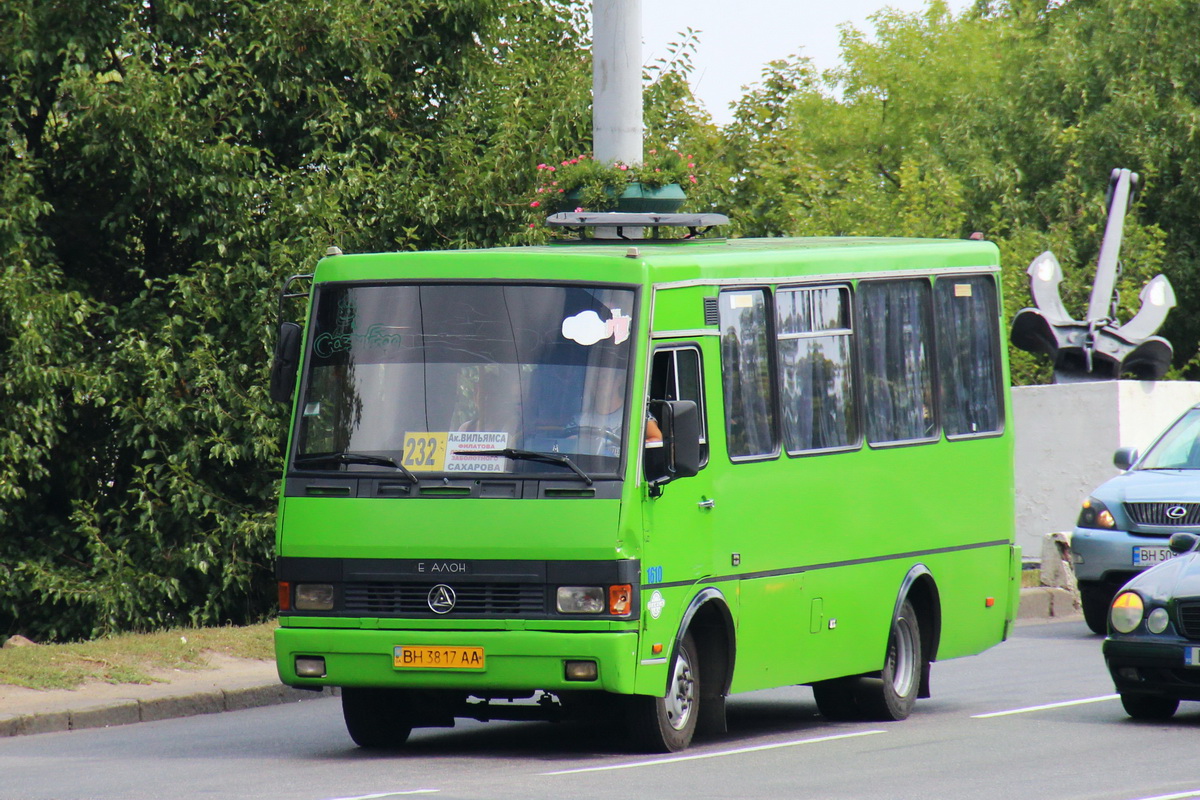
[1133,546,1176,566]
[393,645,485,670]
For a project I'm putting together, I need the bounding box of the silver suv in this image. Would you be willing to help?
[1072,403,1200,633]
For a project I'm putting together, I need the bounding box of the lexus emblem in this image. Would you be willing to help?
[427,584,456,614]
[1166,505,1189,519]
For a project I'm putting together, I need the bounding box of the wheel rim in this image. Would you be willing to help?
[888,615,918,697]
[665,647,696,731]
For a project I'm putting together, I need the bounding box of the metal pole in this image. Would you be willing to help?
[592,0,643,167]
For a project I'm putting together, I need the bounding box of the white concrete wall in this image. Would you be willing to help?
[1012,380,1200,560]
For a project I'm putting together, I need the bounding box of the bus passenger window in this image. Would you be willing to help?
[776,286,858,453]
[935,276,1003,437]
[857,280,936,445]
[719,289,778,459]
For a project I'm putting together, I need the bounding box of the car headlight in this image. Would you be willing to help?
[1078,497,1117,529]
[1147,607,1170,634]
[1111,591,1144,633]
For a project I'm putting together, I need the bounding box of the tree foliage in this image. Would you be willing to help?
[7,0,1200,639]
[0,0,597,640]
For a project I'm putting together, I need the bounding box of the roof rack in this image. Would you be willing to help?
[545,212,730,241]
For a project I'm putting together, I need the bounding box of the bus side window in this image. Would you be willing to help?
[857,280,937,446]
[776,285,859,453]
[651,347,708,465]
[719,289,779,459]
[934,276,1003,438]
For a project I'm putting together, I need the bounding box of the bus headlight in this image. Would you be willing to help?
[294,583,335,611]
[557,586,605,613]
[1111,592,1144,634]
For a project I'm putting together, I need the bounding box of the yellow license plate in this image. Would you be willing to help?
[393,645,485,670]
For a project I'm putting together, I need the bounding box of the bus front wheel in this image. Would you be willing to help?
[342,687,414,748]
[629,632,700,752]
[857,599,922,721]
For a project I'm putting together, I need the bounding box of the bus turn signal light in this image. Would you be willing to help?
[609,584,632,616]
[278,581,291,612]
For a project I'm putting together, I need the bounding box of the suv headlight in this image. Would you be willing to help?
[1078,497,1117,529]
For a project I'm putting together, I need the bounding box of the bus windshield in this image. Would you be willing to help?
[294,282,636,477]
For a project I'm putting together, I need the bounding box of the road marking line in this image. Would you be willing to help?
[1131,791,1200,800]
[540,730,887,775]
[971,694,1118,718]
[324,791,440,800]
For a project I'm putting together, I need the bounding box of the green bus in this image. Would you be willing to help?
[270,213,1020,753]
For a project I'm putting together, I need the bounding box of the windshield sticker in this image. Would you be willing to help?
[302,401,321,417]
[402,432,509,473]
[561,308,631,346]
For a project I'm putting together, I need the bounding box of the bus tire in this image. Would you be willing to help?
[812,678,863,721]
[629,632,700,752]
[857,599,922,721]
[342,687,414,748]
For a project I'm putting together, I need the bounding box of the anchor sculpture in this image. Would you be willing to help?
[1010,168,1176,382]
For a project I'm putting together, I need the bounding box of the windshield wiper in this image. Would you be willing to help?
[294,451,418,483]
[455,448,593,486]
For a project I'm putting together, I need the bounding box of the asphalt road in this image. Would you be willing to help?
[4,619,1199,800]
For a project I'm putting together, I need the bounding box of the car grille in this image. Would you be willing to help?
[1177,601,1200,640]
[343,582,547,616]
[1125,502,1200,527]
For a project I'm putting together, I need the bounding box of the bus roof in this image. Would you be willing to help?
[312,236,1001,286]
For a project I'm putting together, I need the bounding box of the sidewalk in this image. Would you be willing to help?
[1,588,1078,739]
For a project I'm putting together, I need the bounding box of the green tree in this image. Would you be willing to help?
[0,0,602,641]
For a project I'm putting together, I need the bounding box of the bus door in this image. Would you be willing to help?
[640,343,716,630]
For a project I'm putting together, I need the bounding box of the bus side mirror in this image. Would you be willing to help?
[269,321,303,404]
[646,400,701,490]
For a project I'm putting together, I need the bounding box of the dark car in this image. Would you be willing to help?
[1103,531,1200,719]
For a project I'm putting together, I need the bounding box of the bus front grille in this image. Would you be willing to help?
[343,582,547,616]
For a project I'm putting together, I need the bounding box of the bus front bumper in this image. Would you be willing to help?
[275,625,639,695]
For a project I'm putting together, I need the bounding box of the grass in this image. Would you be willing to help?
[0,621,277,691]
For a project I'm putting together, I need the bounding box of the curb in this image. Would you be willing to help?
[0,682,333,738]
[1017,585,1080,622]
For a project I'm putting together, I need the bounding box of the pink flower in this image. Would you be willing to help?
[688,162,695,168]
[619,164,629,171]
[528,223,535,228]
[551,181,558,186]
[537,163,548,170]
[689,175,697,184]
[574,207,584,212]
[530,201,541,208]
[648,148,657,155]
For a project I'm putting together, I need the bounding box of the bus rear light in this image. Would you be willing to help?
[278,581,291,612]
[609,584,632,616]
[295,656,326,678]
[557,586,605,613]
[295,583,335,611]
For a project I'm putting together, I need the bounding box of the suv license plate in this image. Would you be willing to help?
[393,645,485,670]
[1133,546,1175,566]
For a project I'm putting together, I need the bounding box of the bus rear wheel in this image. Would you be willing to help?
[857,599,922,721]
[342,687,414,748]
[629,632,700,752]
